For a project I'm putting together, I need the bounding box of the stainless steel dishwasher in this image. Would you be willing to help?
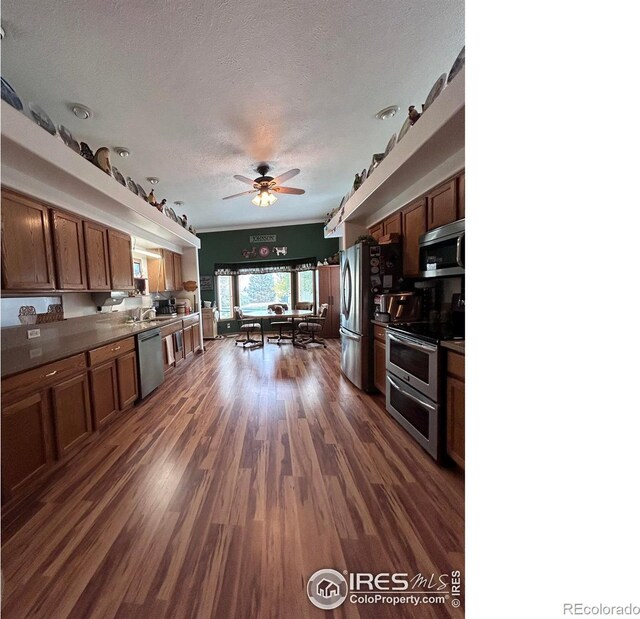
[136,328,164,399]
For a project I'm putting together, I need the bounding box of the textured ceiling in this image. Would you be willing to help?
[1,0,464,231]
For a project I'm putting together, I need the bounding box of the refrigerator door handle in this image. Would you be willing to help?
[340,327,360,341]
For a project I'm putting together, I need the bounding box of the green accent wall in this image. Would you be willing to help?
[197,222,339,306]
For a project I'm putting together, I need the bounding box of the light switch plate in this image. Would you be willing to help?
[27,328,41,339]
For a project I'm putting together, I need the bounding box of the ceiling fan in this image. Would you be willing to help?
[222,164,305,207]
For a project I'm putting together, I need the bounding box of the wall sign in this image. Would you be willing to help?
[200,275,214,290]
[249,234,276,243]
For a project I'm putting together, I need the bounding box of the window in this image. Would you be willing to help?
[216,275,234,319]
[238,272,291,313]
[297,270,314,305]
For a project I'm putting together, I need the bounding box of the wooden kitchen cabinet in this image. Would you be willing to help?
[457,171,465,220]
[88,337,138,429]
[446,351,465,469]
[51,209,88,290]
[427,178,458,230]
[107,228,134,290]
[192,321,201,352]
[401,198,427,277]
[173,252,183,291]
[51,373,92,458]
[1,391,54,500]
[183,325,194,358]
[369,222,383,242]
[1,188,56,291]
[383,212,402,236]
[372,324,387,395]
[83,220,111,290]
[2,351,93,502]
[316,265,340,337]
[202,307,215,339]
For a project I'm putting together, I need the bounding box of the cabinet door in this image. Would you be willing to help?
[107,229,134,290]
[116,350,138,410]
[51,373,92,458]
[1,189,56,290]
[84,221,111,290]
[369,223,383,242]
[192,321,201,352]
[401,199,427,277]
[383,212,402,237]
[162,335,175,375]
[173,253,183,291]
[328,265,340,337]
[446,376,465,469]
[427,178,458,230]
[51,210,88,290]
[457,171,465,220]
[163,251,175,291]
[183,325,194,357]
[373,339,387,395]
[1,392,54,499]
[90,361,119,429]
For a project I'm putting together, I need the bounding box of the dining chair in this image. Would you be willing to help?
[266,303,293,344]
[234,306,263,348]
[294,303,328,348]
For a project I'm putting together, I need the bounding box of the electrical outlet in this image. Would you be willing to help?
[29,347,43,359]
[226,323,231,329]
[27,328,41,339]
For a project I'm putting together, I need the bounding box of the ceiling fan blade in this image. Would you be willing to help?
[222,189,258,200]
[233,175,258,186]
[271,168,300,185]
[273,186,305,195]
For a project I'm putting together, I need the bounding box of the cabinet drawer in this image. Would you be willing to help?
[2,353,87,397]
[88,336,135,366]
[447,351,465,380]
[373,325,387,342]
[182,314,199,328]
[160,321,182,338]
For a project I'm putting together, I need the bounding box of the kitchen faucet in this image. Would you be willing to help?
[136,307,156,321]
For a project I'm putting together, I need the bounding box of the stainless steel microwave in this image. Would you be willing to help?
[418,219,465,278]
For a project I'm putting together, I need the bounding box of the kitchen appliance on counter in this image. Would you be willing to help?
[419,219,465,278]
[385,322,463,461]
[154,298,176,315]
[340,242,402,391]
[374,292,421,323]
[136,328,164,399]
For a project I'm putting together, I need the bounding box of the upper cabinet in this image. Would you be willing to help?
[401,198,427,278]
[107,229,134,291]
[1,188,56,291]
[426,178,458,230]
[457,171,465,220]
[51,210,88,290]
[383,212,402,237]
[83,221,111,290]
[148,249,183,292]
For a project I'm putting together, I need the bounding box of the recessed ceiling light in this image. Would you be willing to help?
[174,201,184,206]
[147,177,159,184]
[114,147,130,158]
[71,104,93,120]
[0,25,6,39]
[375,105,399,120]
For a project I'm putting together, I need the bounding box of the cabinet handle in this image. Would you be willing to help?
[112,346,121,351]
[44,370,57,377]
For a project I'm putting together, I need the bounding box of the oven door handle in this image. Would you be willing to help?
[388,376,436,411]
[388,332,437,353]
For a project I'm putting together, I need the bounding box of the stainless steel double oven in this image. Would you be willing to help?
[386,325,442,461]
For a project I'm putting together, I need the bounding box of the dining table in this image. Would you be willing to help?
[241,309,313,347]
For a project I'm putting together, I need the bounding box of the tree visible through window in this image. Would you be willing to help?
[216,275,233,319]
[239,273,291,312]
[297,270,314,304]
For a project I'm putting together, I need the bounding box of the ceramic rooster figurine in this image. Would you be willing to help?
[147,190,158,207]
[408,105,421,125]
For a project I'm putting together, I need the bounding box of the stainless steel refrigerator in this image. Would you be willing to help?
[340,242,402,391]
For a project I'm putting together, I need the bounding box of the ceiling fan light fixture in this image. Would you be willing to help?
[252,190,277,207]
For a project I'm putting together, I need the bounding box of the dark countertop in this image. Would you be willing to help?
[371,319,391,327]
[1,313,199,379]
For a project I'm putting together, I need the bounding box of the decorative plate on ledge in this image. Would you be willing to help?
[384,133,397,157]
[29,103,56,135]
[126,177,139,195]
[423,73,447,111]
[112,167,126,186]
[447,46,465,84]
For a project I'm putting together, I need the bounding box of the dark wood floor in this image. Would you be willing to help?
[1,337,464,619]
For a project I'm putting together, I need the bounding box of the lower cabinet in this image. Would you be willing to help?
[88,338,138,430]
[202,307,215,338]
[372,324,387,395]
[446,351,465,469]
[51,373,92,458]
[184,325,194,358]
